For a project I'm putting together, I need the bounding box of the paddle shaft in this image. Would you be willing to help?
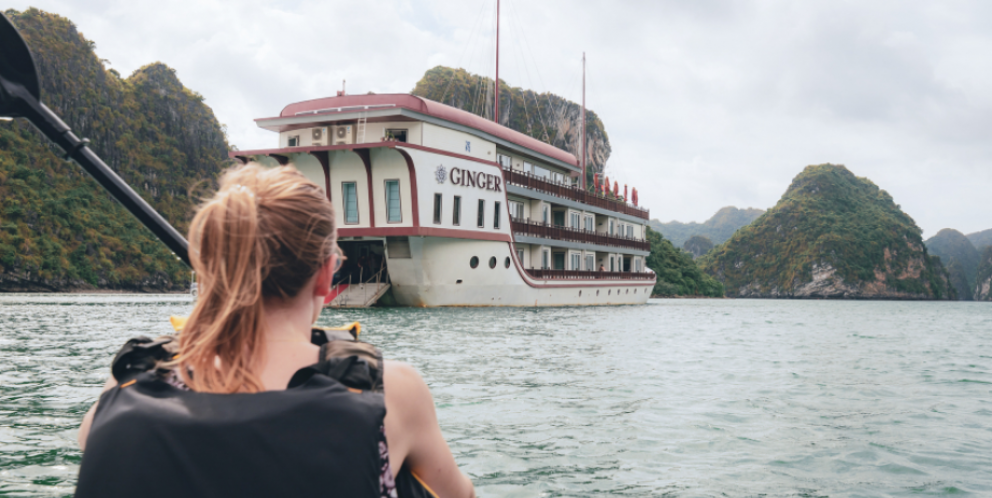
[0,76,191,267]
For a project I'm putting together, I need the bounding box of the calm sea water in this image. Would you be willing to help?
[1,295,990,497]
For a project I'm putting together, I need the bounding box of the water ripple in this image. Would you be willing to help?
[1,296,990,496]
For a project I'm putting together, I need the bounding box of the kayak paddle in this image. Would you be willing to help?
[0,12,191,267]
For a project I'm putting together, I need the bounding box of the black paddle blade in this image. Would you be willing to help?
[0,12,41,117]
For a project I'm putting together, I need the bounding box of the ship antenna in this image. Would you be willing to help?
[581,52,587,190]
[494,0,500,124]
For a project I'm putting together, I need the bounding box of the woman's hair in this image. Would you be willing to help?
[177,162,336,393]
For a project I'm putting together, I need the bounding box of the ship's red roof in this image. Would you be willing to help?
[260,94,578,168]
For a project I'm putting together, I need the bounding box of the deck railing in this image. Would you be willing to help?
[501,169,650,220]
[511,218,651,251]
[525,269,656,281]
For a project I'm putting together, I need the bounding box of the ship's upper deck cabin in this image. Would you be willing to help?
[232,94,652,277]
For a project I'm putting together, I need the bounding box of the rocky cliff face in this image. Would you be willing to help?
[699,164,955,300]
[412,66,610,184]
[975,247,992,301]
[0,9,230,292]
[924,228,979,300]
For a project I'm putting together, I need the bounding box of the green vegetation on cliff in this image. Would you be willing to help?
[412,66,609,186]
[0,9,230,291]
[967,229,992,253]
[646,228,723,297]
[682,235,714,259]
[924,228,979,301]
[698,164,954,299]
[650,206,764,248]
[975,247,992,301]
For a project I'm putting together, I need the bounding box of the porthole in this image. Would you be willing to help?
[608,290,611,295]
[470,256,479,269]
[489,256,497,269]
[579,290,582,297]
[504,257,511,268]
[596,290,600,296]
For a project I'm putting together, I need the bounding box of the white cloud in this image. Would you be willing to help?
[8,0,991,234]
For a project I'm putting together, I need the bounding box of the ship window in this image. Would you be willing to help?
[570,212,580,229]
[584,216,594,231]
[609,219,615,235]
[571,253,580,271]
[477,199,485,228]
[433,193,442,224]
[497,154,512,169]
[385,129,407,143]
[586,255,594,271]
[628,225,634,238]
[470,256,479,269]
[342,182,359,224]
[453,196,461,226]
[542,249,549,270]
[489,257,497,269]
[385,180,401,223]
[533,165,549,179]
[517,249,524,264]
[494,201,501,229]
[509,201,524,221]
[522,161,533,174]
[505,257,511,269]
[288,135,300,147]
[542,205,549,224]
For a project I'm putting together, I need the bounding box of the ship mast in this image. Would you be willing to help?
[581,52,587,190]
[494,0,500,123]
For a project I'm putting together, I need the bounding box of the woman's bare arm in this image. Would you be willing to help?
[77,376,117,451]
[383,360,474,498]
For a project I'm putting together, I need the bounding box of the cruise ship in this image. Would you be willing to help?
[231,93,655,307]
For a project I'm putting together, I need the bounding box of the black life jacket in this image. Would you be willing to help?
[75,325,435,498]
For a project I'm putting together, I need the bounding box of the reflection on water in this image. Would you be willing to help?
[1,295,990,496]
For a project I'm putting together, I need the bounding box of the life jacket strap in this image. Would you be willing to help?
[111,336,178,383]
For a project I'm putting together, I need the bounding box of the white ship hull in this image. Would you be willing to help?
[386,237,652,307]
[234,94,657,307]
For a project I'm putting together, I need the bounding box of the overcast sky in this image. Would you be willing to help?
[10,0,992,235]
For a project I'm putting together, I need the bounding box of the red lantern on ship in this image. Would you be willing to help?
[604,176,610,196]
[613,181,619,197]
[624,184,628,202]
[632,188,639,206]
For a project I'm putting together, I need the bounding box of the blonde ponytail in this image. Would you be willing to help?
[177,163,336,393]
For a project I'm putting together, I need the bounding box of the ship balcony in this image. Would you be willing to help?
[510,218,651,252]
[501,169,650,220]
[524,269,656,281]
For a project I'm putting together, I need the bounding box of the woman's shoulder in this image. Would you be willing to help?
[382,360,435,426]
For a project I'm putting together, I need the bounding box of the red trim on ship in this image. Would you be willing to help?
[394,149,420,227]
[258,94,578,168]
[503,241,654,289]
[355,149,375,227]
[310,151,331,200]
[228,142,501,170]
[337,227,511,242]
[396,143,500,169]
